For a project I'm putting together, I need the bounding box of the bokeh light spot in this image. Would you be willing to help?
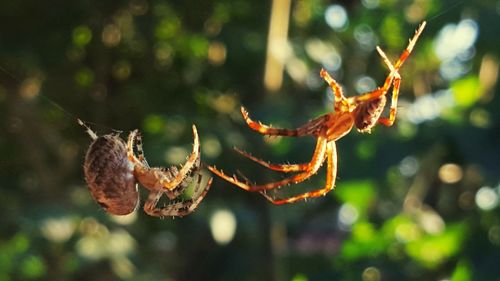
[488,225,500,245]
[399,156,419,177]
[102,24,122,47]
[210,93,238,114]
[286,57,309,84]
[74,67,95,87]
[470,108,491,128]
[210,209,237,245]
[40,217,77,243]
[475,186,498,211]
[154,42,174,67]
[354,24,377,51]
[73,25,93,47]
[355,76,377,94]
[324,5,348,30]
[419,209,445,235]
[202,135,222,159]
[458,191,475,210]
[208,41,227,66]
[129,0,149,16]
[362,266,381,281]
[143,114,165,134]
[361,0,379,9]
[164,146,189,165]
[338,203,359,228]
[19,76,42,100]
[112,60,132,80]
[438,163,463,184]
[434,19,478,61]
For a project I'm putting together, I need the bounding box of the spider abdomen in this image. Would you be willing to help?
[83,135,139,215]
[354,95,387,132]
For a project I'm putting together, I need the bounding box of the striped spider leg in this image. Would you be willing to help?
[127,126,212,217]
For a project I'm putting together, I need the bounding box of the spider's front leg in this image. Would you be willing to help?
[128,126,202,191]
[260,141,337,205]
[375,47,402,127]
[347,21,426,106]
[143,174,213,217]
[159,125,201,190]
[241,106,328,137]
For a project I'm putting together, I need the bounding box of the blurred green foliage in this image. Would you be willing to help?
[1,0,500,280]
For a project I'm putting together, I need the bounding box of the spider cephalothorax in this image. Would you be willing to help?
[81,120,212,217]
[208,22,426,205]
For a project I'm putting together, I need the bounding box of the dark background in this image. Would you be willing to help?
[1,0,500,280]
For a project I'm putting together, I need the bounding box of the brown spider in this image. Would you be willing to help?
[208,22,426,205]
[80,120,212,217]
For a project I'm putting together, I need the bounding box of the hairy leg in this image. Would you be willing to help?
[208,136,328,192]
[348,21,425,105]
[143,175,212,217]
[241,106,329,137]
[234,147,310,172]
[159,125,201,190]
[260,141,337,204]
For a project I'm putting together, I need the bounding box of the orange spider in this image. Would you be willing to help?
[208,22,426,205]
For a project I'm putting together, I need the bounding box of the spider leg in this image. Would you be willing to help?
[208,136,328,192]
[260,141,337,205]
[376,48,402,126]
[134,130,150,167]
[241,106,327,137]
[347,21,426,105]
[128,128,201,193]
[77,119,98,140]
[160,166,188,199]
[319,69,351,113]
[234,147,310,173]
[127,129,148,169]
[143,174,212,217]
[159,125,201,190]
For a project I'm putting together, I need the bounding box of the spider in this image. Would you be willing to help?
[80,119,212,217]
[208,22,426,205]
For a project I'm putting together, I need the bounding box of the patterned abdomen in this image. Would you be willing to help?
[354,95,387,133]
[83,135,139,215]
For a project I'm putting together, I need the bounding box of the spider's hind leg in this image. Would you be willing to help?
[234,147,309,173]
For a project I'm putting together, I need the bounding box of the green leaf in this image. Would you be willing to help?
[405,223,467,268]
[334,180,376,214]
[340,222,387,260]
[451,76,480,108]
[451,259,472,281]
[20,255,47,279]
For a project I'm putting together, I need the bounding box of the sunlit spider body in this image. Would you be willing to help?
[80,120,212,217]
[208,22,426,205]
